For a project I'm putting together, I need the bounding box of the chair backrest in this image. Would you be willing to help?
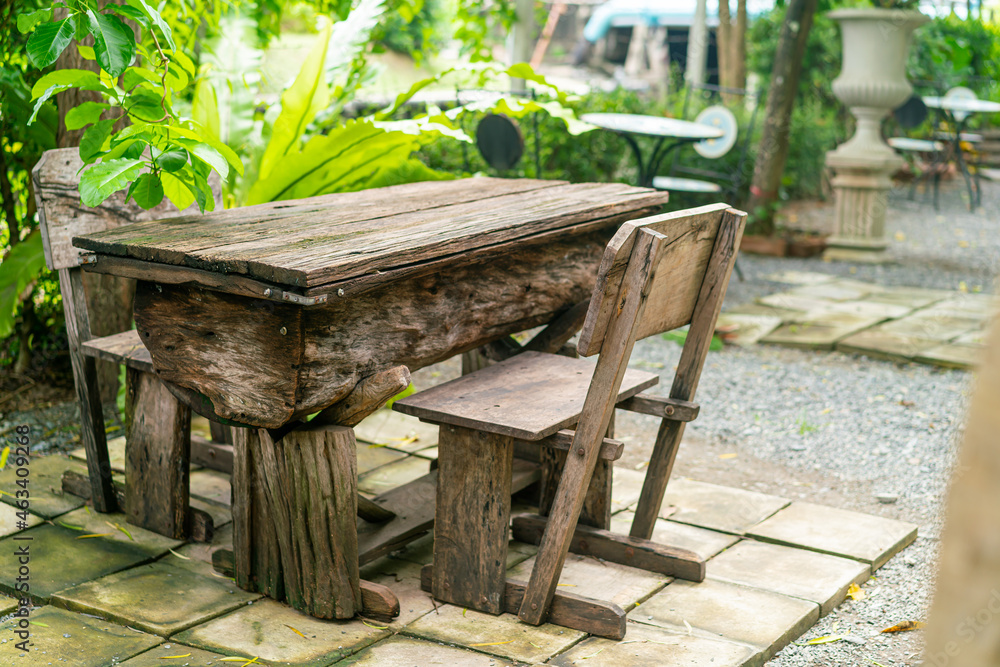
[578,203,744,361]
[32,148,217,271]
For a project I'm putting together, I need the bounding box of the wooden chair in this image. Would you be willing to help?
[394,203,746,638]
[32,148,228,540]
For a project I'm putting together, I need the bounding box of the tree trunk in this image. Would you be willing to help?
[717,0,732,89]
[55,11,134,403]
[745,0,818,235]
[733,0,747,90]
[685,0,709,87]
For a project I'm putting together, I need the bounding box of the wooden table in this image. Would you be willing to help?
[72,177,669,619]
[580,113,725,187]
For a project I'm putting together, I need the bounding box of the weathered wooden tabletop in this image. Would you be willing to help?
[73,177,669,428]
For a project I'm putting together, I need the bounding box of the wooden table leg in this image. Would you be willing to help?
[124,368,191,540]
[231,424,362,619]
[433,424,514,614]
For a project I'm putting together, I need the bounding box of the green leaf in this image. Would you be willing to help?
[30,69,103,99]
[103,136,147,161]
[0,232,46,340]
[79,118,116,163]
[181,141,228,178]
[109,4,149,29]
[86,10,136,78]
[125,0,175,52]
[257,22,332,180]
[26,17,76,69]
[28,85,60,125]
[77,44,96,60]
[155,149,187,173]
[17,8,53,34]
[248,120,418,204]
[130,172,164,209]
[191,78,220,143]
[164,62,189,92]
[64,101,110,131]
[125,88,165,122]
[161,171,195,210]
[78,158,145,207]
[123,66,158,91]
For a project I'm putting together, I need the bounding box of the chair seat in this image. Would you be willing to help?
[81,329,153,372]
[651,176,722,193]
[888,137,944,153]
[393,351,659,440]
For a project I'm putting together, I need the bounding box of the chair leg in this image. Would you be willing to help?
[124,368,192,540]
[630,419,686,540]
[59,268,116,513]
[433,425,514,614]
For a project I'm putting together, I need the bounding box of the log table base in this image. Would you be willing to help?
[231,424,363,619]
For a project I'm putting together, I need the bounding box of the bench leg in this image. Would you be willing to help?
[124,368,192,540]
[539,416,615,530]
[232,425,362,619]
[59,267,116,513]
[433,424,513,615]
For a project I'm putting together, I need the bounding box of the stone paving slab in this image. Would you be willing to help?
[355,409,439,452]
[631,578,819,664]
[403,603,585,664]
[707,540,870,615]
[508,552,669,613]
[358,457,431,496]
[118,642,229,666]
[746,501,918,570]
[0,503,42,538]
[58,506,185,558]
[879,311,982,342]
[955,329,989,345]
[725,302,807,321]
[548,619,758,667]
[192,495,233,530]
[715,314,783,347]
[915,341,986,369]
[412,446,439,460]
[334,634,527,666]
[52,561,258,636]
[757,293,834,314]
[610,466,649,512]
[174,598,390,667]
[795,299,913,323]
[0,605,160,665]
[761,313,885,350]
[836,327,942,362]
[356,442,408,475]
[190,469,232,507]
[358,558,437,629]
[610,511,740,561]
[0,454,87,518]
[865,286,952,309]
[71,435,127,473]
[661,478,789,535]
[0,524,153,603]
[783,280,879,303]
[764,271,838,286]
[0,594,18,615]
[388,532,535,570]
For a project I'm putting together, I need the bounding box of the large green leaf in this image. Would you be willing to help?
[26,17,76,68]
[247,120,419,204]
[30,69,104,99]
[78,158,145,207]
[325,0,385,78]
[125,0,176,52]
[64,101,110,130]
[129,172,164,209]
[0,232,46,340]
[86,10,136,78]
[17,9,53,34]
[161,171,195,210]
[257,22,332,180]
[79,118,116,163]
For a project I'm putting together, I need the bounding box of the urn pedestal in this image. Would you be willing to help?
[823,9,929,263]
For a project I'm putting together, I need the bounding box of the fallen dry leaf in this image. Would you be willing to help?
[881,620,924,633]
[719,453,738,460]
[801,634,844,645]
[847,583,866,601]
[469,640,515,647]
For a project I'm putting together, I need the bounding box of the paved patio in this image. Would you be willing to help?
[0,409,917,666]
[719,271,998,369]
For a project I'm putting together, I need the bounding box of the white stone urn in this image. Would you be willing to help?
[824,8,930,263]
